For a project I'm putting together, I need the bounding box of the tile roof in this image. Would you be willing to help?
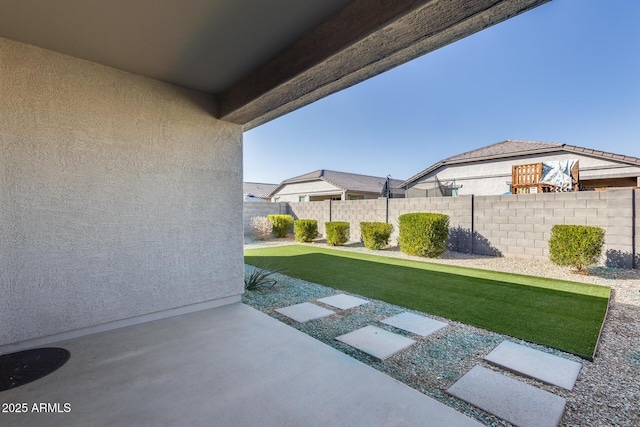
[442,140,562,162]
[270,169,405,196]
[562,144,640,166]
[243,182,278,198]
[401,140,640,187]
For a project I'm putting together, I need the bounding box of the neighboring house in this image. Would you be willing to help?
[402,140,640,197]
[269,169,405,202]
[243,182,278,201]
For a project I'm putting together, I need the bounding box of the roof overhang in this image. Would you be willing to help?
[0,0,551,130]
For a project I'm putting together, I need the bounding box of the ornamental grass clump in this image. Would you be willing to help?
[325,221,350,246]
[267,214,294,238]
[250,216,273,240]
[244,263,285,291]
[549,225,605,272]
[398,212,449,258]
[360,222,393,250]
[294,219,318,242]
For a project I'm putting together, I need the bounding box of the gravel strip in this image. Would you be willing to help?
[243,239,640,426]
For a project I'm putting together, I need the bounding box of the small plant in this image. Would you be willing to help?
[549,225,605,272]
[294,219,318,242]
[250,216,273,240]
[267,214,294,238]
[360,222,393,250]
[325,221,350,246]
[244,263,285,291]
[398,212,449,258]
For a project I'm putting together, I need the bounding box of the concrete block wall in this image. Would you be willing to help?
[478,193,582,260]
[243,202,288,236]
[289,196,473,251]
[245,190,638,269]
[602,189,636,268]
[474,189,637,266]
[636,189,640,269]
[287,201,331,237]
[388,196,473,252]
[330,199,387,242]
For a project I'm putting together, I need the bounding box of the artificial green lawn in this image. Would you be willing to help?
[244,245,611,359]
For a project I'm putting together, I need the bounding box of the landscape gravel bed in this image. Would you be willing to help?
[243,239,640,426]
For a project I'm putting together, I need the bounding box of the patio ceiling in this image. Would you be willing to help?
[0,0,550,129]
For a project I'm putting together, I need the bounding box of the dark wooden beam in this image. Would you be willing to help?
[220,0,551,129]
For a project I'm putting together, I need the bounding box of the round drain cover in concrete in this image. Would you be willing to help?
[0,348,70,391]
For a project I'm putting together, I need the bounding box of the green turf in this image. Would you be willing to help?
[244,245,610,359]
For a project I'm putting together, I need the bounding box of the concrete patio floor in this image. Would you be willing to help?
[1,303,481,427]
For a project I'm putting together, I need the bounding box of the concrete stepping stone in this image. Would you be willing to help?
[336,325,415,360]
[381,312,447,337]
[275,302,335,323]
[447,366,566,427]
[317,294,369,310]
[484,341,582,390]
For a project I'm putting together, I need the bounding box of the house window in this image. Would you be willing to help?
[274,197,280,203]
[298,196,305,202]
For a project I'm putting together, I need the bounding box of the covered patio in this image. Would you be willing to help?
[2,303,480,426]
[1,0,551,425]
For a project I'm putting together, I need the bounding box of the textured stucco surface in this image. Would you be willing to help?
[1,38,243,346]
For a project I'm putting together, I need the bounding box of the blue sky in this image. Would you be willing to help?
[243,0,640,184]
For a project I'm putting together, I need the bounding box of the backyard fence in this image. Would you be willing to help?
[244,188,640,269]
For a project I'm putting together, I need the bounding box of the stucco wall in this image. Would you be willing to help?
[408,152,640,196]
[1,38,243,347]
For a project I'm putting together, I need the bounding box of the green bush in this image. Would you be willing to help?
[398,212,449,258]
[267,214,294,238]
[294,219,318,242]
[360,222,393,250]
[549,225,605,272]
[325,221,350,246]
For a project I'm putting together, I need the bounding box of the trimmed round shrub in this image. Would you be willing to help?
[267,214,294,238]
[294,219,318,242]
[398,212,449,258]
[325,221,350,246]
[360,222,393,250]
[549,225,605,272]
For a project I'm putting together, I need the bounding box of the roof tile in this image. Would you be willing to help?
[243,182,278,198]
